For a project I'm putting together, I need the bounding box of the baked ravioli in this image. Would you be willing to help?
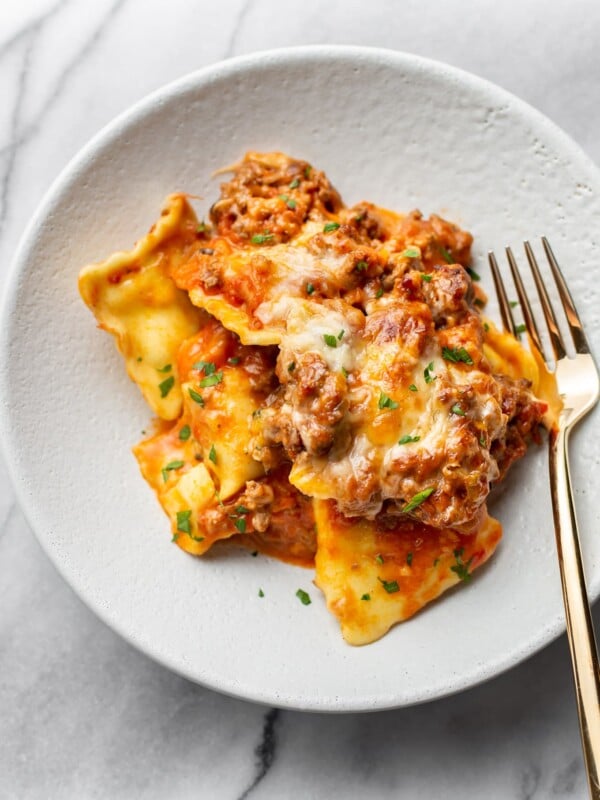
[79,152,557,644]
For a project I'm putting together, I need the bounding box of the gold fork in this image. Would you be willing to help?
[488,239,600,798]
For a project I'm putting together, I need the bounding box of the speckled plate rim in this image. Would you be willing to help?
[1,45,599,712]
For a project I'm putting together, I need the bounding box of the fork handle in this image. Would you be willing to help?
[550,425,600,798]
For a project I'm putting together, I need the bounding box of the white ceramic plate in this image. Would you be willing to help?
[2,47,599,712]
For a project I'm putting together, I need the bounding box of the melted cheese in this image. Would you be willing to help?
[79,195,202,419]
[314,499,502,645]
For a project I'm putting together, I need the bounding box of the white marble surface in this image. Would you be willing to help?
[1,0,599,797]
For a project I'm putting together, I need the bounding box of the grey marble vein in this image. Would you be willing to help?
[0,0,68,58]
[238,708,280,799]
[223,0,255,58]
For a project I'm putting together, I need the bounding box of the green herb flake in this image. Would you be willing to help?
[341,366,349,379]
[157,363,172,373]
[421,273,432,282]
[433,557,440,567]
[402,247,420,259]
[234,517,247,533]
[509,300,519,308]
[304,165,312,179]
[161,469,169,483]
[323,221,340,233]
[258,588,265,597]
[306,282,315,295]
[474,298,485,308]
[361,593,371,601]
[375,287,384,298]
[355,260,368,272]
[251,232,275,245]
[193,360,216,375]
[227,356,240,365]
[479,436,486,447]
[188,532,205,542]
[165,459,184,472]
[208,444,217,464]
[287,361,296,373]
[466,267,481,281]
[403,486,435,514]
[323,334,338,348]
[483,322,490,332]
[199,371,223,388]
[439,245,453,263]
[296,588,312,605]
[179,424,191,441]
[378,577,400,594]
[408,384,418,392]
[279,194,297,210]
[398,434,420,445]
[451,547,474,582]
[235,505,250,515]
[188,388,204,406]
[424,362,436,384]
[176,509,192,534]
[136,356,143,362]
[337,329,345,341]
[289,177,300,189]
[451,403,466,416]
[378,392,399,410]
[159,376,175,398]
[515,323,527,334]
[376,554,384,565]
[406,552,413,566]
[442,347,473,365]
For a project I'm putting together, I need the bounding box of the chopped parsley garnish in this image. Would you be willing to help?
[439,245,453,263]
[451,547,474,582]
[483,322,490,332]
[176,509,192,534]
[466,267,481,281]
[337,329,345,341]
[378,392,399,410]
[402,247,420,258]
[451,403,466,416]
[159,376,175,398]
[421,273,432,282]
[188,532,205,542]
[258,588,265,597]
[509,300,519,308]
[304,165,312,179]
[279,194,297,210]
[376,554,384,565]
[479,435,486,447]
[199,372,223,388]
[323,221,340,233]
[361,593,371,601]
[234,517,247,533]
[403,486,435,513]
[515,323,527,334]
[289,177,300,189]
[406,552,413,566]
[188,388,204,405]
[398,434,420,445]
[442,347,473,365]
[433,557,440,567]
[306,282,315,295]
[227,356,240,365]
[375,286,384,298]
[287,361,296,373]
[193,360,216,375]
[378,577,400,594]
[474,298,485,308]
[323,333,338,348]
[208,444,217,464]
[341,366,349,379]
[196,221,206,233]
[165,459,184,471]
[296,589,311,605]
[424,362,436,384]
[251,232,275,244]
[157,364,172,373]
[355,260,368,272]
[137,356,143,362]
[235,505,250,514]
[408,384,418,392]
[179,424,191,441]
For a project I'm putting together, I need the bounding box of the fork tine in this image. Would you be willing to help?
[542,237,590,355]
[524,241,567,360]
[488,251,517,336]
[505,246,546,359]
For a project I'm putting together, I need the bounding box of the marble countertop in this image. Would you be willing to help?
[1,1,599,797]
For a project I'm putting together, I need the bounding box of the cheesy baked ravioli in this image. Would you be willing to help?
[79,152,556,645]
